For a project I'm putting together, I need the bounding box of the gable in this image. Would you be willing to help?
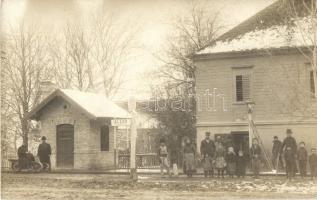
[27,89,130,120]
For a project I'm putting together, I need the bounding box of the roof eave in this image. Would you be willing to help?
[193,46,312,61]
[26,89,97,121]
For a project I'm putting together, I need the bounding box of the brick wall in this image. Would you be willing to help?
[196,53,316,123]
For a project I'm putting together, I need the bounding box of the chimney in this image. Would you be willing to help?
[39,80,56,101]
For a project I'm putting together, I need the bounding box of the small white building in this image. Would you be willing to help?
[27,89,130,170]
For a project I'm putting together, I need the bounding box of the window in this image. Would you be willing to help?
[100,125,109,151]
[310,70,316,95]
[235,74,251,102]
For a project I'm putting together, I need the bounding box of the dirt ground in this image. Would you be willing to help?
[1,173,317,200]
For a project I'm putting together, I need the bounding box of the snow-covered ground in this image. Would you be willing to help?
[2,173,317,200]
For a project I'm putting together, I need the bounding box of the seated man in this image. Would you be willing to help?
[17,143,28,169]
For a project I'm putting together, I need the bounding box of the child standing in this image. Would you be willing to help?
[158,139,170,178]
[309,148,317,180]
[297,142,308,178]
[236,150,248,178]
[226,147,237,178]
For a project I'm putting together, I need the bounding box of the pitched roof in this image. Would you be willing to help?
[195,0,313,56]
[27,89,131,120]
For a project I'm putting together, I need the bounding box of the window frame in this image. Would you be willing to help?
[232,66,253,104]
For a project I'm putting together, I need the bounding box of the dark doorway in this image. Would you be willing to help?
[231,131,249,154]
[214,133,233,149]
[56,124,74,168]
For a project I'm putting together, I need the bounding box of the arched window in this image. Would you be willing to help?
[100,125,109,151]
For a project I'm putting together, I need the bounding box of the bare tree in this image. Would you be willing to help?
[48,23,94,91]
[286,0,317,97]
[1,23,51,148]
[146,3,222,150]
[91,14,135,98]
[48,14,135,97]
[157,2,221,93]
[268,0,317,118]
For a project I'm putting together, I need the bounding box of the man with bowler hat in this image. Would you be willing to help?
[37,136,52,171]
[281,129,297,175]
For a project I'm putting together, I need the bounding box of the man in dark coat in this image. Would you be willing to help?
[281,129,297,174]
[281,129,297,154]
[200,132,216,177]
[285,146,296,180]
[309,148,317,180]
[272,136,283,170]
[37,136,52,171]
[17,143,28,169]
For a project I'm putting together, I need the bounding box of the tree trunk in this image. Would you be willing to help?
[21,118,29,150]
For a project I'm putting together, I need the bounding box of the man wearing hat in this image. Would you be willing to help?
[37,136,52,171]
[281,129,297,153]
[281,129,298,175]
[200,132,216,177]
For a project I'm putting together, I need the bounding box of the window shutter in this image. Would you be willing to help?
[310,71,315,94]
[236,75,243,102]
[100,125,109,151]
[236,74,251,102]
[242,74,251,100]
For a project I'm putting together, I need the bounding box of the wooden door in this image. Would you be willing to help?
[56,124,74,168]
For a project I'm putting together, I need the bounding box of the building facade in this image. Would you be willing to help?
[193,0,317,155]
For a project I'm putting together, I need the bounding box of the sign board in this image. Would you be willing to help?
[111,118,131,127]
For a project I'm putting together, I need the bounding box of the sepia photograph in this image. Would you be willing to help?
[1,0,317,199]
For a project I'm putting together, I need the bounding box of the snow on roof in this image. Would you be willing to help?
[196,17,313,55]
[60,89,130,119]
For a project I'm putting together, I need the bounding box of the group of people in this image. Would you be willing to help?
[200,132,259,178]
[158,129,317,179]
[271,129,317,180]
[17,136,52,171]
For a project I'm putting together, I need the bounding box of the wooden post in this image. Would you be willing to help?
[129,97,137,181]
[312,0,317,98]
[114,126,118,168]
[246,101,254,148]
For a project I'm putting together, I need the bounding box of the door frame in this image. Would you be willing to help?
[56,124,74,168]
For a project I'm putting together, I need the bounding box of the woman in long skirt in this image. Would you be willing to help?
[183,139,196,177]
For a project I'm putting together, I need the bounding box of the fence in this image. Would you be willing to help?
[1,151,16,171]
[118,153,160,169]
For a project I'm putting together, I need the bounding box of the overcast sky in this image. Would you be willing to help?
[0,0,276,100]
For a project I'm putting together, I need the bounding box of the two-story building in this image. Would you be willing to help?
[193,0,317,154]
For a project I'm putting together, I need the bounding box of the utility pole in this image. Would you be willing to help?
[128,97,137,181]
[312,0,317,98]
[246,100,255,148]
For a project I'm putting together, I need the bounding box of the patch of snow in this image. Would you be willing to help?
[196,17,314,55]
